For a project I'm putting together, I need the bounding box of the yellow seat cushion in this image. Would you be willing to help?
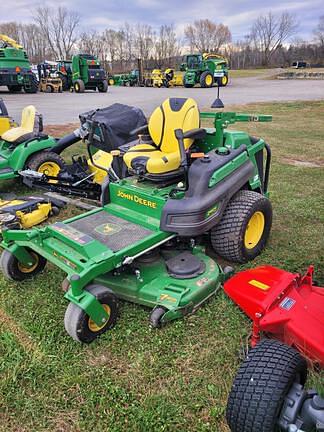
[2,105,36,143]
[123,98,200,174]
[123,144,181,174]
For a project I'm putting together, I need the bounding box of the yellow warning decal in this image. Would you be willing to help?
[248,279,270,291]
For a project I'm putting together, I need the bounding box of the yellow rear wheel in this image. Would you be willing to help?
[17,252,40,273]
[244,211,265,249]
[27,152,65,184]
[38,161,61,177]
[205,74,213,86]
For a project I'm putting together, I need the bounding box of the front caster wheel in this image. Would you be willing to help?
[226,339,307,432]
[150,306,167,328]
[0,249,47,281]
[64,284,118,343]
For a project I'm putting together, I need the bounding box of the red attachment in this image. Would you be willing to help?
[224,265,324,367]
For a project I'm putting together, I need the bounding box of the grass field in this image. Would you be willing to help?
[228,68,275,78]
[0,101,323,431]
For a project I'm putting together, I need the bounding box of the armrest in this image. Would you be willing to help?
[129,124,149,136]
[182,128,206,140]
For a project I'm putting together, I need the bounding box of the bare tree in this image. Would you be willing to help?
[313,15,324,47]
[249,11,298,66]
[34,6,80,59]
[184,19,232,53]
[154,24,181,65]
[134,23,153,64]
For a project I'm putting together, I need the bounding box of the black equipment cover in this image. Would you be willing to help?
[79,103,147,151]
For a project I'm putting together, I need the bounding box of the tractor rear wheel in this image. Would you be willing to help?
[200,71,214,88]
[226,339,307,432]
[24,74,38,94]
[27,151,66,183]
[60,75,69,91]
[74,79,85,93]
[210,190,272,263]
[1,249,47,281]
[64,284,118,343]
[98,79,108,93]
[7,85,22,92]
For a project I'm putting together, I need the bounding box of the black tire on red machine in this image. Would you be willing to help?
[210,190,272,263]
[226,339,308,432]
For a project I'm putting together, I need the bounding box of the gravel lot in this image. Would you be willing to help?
[1,73,324,124]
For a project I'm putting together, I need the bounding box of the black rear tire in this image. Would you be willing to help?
[226,339,307,432]
[74,79,85,93]
[98,80,108,93]
[24,74,38,94]
[210,190,272,263]
[27,151,65,176]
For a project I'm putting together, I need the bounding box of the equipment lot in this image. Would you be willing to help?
[1,73,324,123]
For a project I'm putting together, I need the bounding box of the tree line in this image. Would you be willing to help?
[0,7,323,72]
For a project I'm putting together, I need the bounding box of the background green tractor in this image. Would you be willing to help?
[57,54,108,93]
[182,53,229,88]
[0,34,38,93]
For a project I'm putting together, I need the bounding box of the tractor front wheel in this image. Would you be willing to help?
[210,190,272,263]
[200,71,214,88]
[218,75,229,86]
[226,339,307,432]
[98,80,108,93]
[74,79,85,93]
[64,284,118,343]
[1,249,47,281]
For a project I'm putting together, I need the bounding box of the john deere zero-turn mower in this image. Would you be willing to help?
[0,97,273,343]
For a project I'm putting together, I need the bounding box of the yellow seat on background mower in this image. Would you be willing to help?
[1,105,38,143]
[123,97,200,174]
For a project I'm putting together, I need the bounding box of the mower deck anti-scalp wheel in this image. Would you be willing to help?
[200,71,214,88]
[226,339,307,432]
[0,249,47,281]
[149,306,167,328]
[211,190,272,263]
[64,284,118,343]
[27,151,65,182]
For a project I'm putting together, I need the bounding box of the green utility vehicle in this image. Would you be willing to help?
[57,54,107,93]
[182,53,229,88]
[0,97,272,343]
[0,34,38,93]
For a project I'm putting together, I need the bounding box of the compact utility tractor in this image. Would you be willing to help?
[56,55,107,93]
[0,34,38,93]
[1,97,273,343]
[182,53,229,88]
[225,265,324,432]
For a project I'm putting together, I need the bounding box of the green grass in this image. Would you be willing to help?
[0,101,323,431]
[229,68,275,78]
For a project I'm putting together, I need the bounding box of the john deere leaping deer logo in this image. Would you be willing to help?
[95,223,121,236]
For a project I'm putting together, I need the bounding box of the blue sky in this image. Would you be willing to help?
[0,0,322,41]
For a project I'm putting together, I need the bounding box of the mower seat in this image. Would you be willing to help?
[1,105,41,144]
[123,98,200,175]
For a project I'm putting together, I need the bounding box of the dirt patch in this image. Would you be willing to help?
[0,308,44,358]
[281,158,323,168]
[44,123,79,137]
